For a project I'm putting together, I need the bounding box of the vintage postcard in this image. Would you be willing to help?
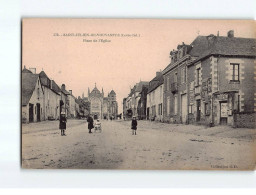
[21,19,256,170]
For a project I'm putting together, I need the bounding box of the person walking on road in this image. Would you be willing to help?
[59,112,67,136]
[131,116,137,135]
[87,114,94,133]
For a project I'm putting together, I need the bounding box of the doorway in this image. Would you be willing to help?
[181,94,187,123]
[196,99,201,122]
[220,101,228,125]
[29,103,34,122]
[36,103,41,122]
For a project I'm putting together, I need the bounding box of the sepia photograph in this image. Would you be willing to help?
[21,19,256,170]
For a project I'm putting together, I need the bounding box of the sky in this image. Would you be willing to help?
[22,19,256,113]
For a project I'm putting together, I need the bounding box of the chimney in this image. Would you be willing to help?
[29,68,36,74]
[156,71,161,77]
[50,80,53,89]
[61,84,66,90]
[227,30,234,38]
[69,90,72,95]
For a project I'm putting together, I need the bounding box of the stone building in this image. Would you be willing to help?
[147,72,164,121]
[124,81,149,119]
[39,71,61,120]
[22,68,44,123]
[187,31,256,128]
[162,38,206,124]
[82,84,118,120]
[162,30,256,128]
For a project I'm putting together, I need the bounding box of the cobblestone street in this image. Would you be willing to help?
[22,119,256,170]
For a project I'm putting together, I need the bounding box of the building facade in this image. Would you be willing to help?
[147,72,164,121]
[22,68,44,123]
[124,81,149,119]
[39,71,61,120]
[187,31,256,128]
[82,84,118,120]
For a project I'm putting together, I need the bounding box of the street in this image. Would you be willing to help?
[22,119,256,170]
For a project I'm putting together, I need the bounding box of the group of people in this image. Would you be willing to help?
[59,113,138,136]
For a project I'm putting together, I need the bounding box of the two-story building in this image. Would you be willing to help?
[39,71,61,120]
[22,68,44,123]
[146,72,164,121]
[162,38,208,124]
[187,31,256,128]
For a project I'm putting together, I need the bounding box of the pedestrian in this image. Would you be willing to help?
[59,112,67,136]
[87,114,94,133]
[131,116,137,135]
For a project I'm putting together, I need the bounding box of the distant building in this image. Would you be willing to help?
[60,84,70,117]
[67,90,76,118]
[137,85,148,120]
[147,72,164,121]
[124,81,149,119]
[22,67,44,123]
[82,84,118,120]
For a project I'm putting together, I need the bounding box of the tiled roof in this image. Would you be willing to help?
[163,35,256,73]
[22,73,40,106]
[147,73,164,93]
[39,71,61,95]
[195,36,256,61]
[51,80,61,94]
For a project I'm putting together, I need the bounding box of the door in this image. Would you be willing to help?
[181,94,187,123]
[146,108,149,120]
[196,99,201,122]
[29,103,34,122]
[37,103,41,122]
[220,102,228,125]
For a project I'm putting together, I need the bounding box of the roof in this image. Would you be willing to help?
[22,73,40,106]
[147,73,164,93]
[22,68,32,73]
[195,36,256,62]
[39,71,61,95]
[61,88,70,95]
[109,90,116,95]
[163,35,256,73]
[91,86,101,94]
[51,80,61,94]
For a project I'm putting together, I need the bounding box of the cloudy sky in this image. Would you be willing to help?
[22,19,255,112]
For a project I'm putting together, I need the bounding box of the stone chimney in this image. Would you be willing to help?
[69,90,72,95]
[156,71,161,77]
[29,68,36,74]
[227,30,234,38]
[50,80,53,89]
[61,84,66,90]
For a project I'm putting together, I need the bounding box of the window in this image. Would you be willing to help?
[196,68,200,86]
[158,103,162,115]
[205,103,208,116]
[181,67,186,84]
[174,96,178,115]
[167,97,170,115]
[174,72,178,83]
[230,63,239,81]
[166,77,170,91]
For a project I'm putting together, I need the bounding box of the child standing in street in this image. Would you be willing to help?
[59,112,67,136]
[131,116,137,135]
